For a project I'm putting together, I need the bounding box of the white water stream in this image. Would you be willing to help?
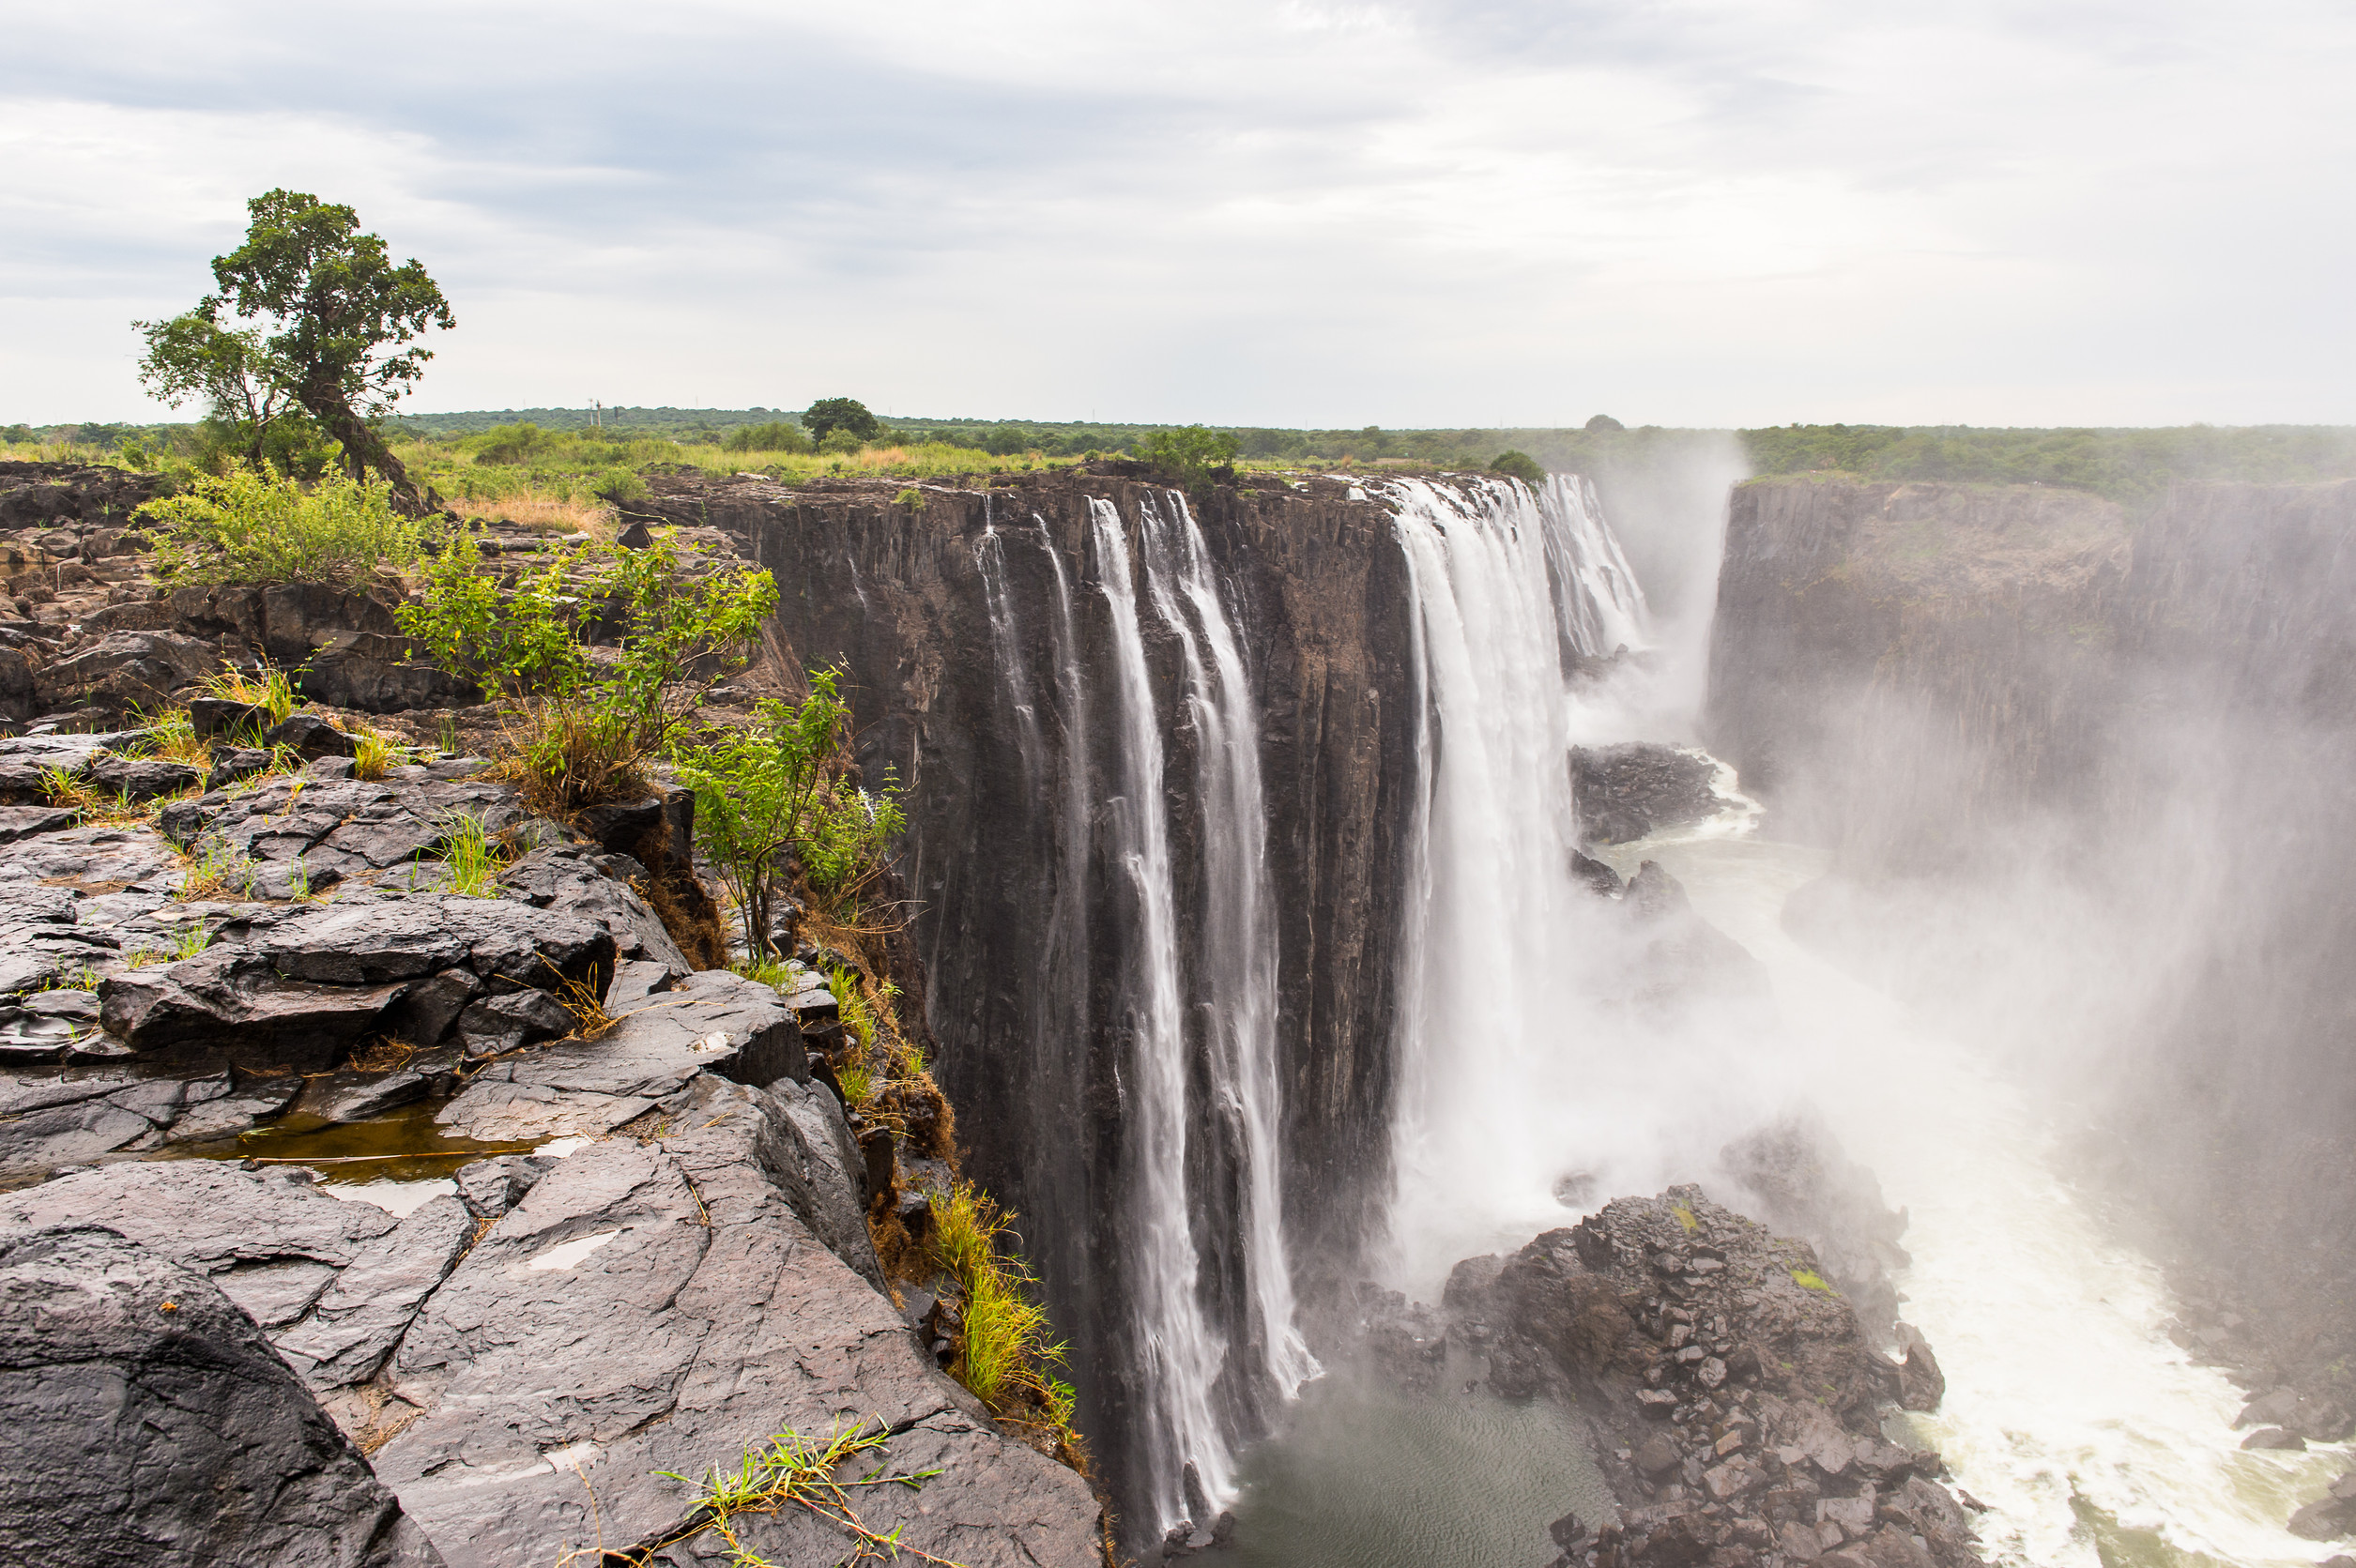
[1374,471,2349,1566]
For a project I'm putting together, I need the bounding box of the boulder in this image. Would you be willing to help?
[99,950,409,1070]
[188,696,268,738]
[0,1223,445,1568]
[266,712,360,760]
[34,632,215,712]
[497,844,691,975]
[1570,742,1725,845]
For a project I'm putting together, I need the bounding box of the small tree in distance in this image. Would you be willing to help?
[803,397,883,447]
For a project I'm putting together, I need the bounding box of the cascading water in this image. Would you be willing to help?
[1381,472,1784,1292]
[1360,470,2348,1567]
[1132,492,1320,1404]
[1092,498,1238,1522]
[971,492,1313,1534]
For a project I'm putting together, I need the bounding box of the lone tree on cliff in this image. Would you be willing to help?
[803,397,882,448]
[137,190,452,510]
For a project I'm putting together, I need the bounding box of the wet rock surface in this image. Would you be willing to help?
[0,464,1104,1567]
[0,1221,445,1568]
[1572,743,1725,846]
[1435,1187,1975,1568]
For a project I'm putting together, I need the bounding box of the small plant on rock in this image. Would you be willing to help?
[177,837,258,900]
[399,525,776,814]
[641,1418,954,1567]
[669,665,903,960]
[927,1181,1083,1466]
[201,659,300,728]
[432,810,509,897]
[351,727,404,781]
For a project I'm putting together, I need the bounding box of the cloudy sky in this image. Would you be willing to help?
[6,1,2351,428]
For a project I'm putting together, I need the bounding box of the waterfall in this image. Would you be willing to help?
[1382,475,1661,1291]
[1133,492,1320,1402]
[1091,497,1238,1524]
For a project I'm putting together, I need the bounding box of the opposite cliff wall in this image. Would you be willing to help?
[1705,475,2356,1362]
[630,468,1419,1535]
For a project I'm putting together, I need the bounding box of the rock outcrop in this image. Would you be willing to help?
[0,1222,445,1568]
[1439,1187,1974,1568]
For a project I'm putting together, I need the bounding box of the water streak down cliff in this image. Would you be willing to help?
[640,467,1651,1542]
[643,469,1415,1536]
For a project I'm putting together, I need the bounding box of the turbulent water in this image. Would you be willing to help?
[1251,470,2351,1566]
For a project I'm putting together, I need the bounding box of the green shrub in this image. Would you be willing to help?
[803,396,881,446]
[140,466,425,586]
[723,420,813,454]
[816,428,864,456]
[669,667,903,956]
[1140,425,1239,493]
[473,420,554,464]
[399,526,777,814]
[1491,449,1547,487]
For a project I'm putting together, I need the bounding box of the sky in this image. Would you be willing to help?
[5,1,2352,430]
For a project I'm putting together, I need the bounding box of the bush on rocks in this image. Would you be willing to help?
[398,526,776,814]
[139,465,428,587]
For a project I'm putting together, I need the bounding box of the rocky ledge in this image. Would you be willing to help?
[0,737,1102,1564]
[1412,1187,1967,1568]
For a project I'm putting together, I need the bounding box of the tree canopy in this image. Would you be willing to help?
[137,190,452,509]
[803,397,882,446]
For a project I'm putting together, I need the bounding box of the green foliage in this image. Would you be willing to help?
[669,667,903,957]
[927,1181,1079,1457]
[182,189,454,503]
[200,660,301,728]
[399,526,778,814]
[651,1419,953,1567]
[471,421,555,464]
[177,837,259,900]
[1790,1267,1834,1294]
[1491,449,1547,486]
[432,811,508,897]
[803,396,882,446]
[893,487,924,511]
[724,420,814,454]
[817,428,865,456]
[1139,424,1240,492]
[1737,422,2356,509]
[140,466,425,586]
[133,309,299,470]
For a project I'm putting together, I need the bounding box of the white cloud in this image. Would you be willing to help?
[2,0,2351,425]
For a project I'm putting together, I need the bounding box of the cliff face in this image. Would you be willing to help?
[1706,478,2130,873]
[1706,476,2356,1384]
[634,468,1419,1527]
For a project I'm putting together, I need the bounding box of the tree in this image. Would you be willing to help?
[1491,449,1547,487]
[134,309,298,469]
[670,668,904,958]
[1139,424,1240,495]
[152,190,454,509]
[803,397,882,446]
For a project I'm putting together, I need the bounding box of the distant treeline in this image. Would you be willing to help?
[13,411,2356,507]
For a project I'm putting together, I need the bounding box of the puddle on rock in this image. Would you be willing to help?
[165,1098,541,1184]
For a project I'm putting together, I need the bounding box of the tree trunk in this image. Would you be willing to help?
[299,388,426,513]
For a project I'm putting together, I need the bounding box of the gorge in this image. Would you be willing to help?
[4,451,2354,1568]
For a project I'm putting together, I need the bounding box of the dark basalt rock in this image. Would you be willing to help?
[266,711,360,760]
[436,967,803,1142]
[1571,743,1723,845]
[1719,1115,1915,1345]
[0,1222,445,1568]
[375,1072,1101,1567]
[1443,1187,1981,1568]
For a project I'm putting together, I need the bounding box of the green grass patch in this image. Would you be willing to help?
[1790,1267,1835,1295]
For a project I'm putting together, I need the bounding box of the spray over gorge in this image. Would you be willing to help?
[8,444,2356,1568]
